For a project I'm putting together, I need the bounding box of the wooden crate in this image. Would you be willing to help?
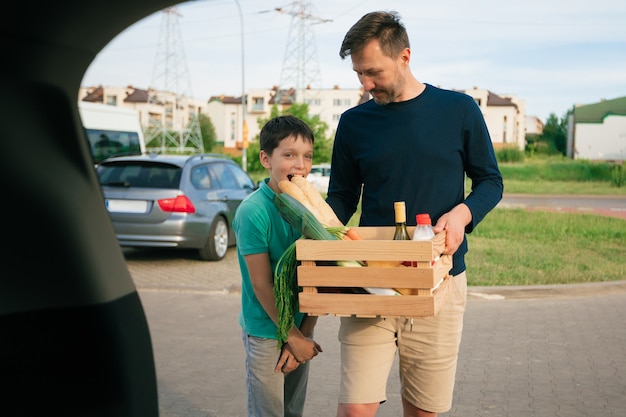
[296,227,453,318]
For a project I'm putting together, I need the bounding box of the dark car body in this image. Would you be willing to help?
[1,0,195,415]
[98,153,256,260]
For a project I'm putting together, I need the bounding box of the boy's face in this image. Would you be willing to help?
[260,134,313,193]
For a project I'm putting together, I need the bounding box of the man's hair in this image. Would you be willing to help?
[339,11,409,60]
[259,115,314,154]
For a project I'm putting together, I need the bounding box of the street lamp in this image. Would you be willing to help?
[234,0,247,171]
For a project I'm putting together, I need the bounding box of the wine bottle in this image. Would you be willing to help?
[393,201,411,241]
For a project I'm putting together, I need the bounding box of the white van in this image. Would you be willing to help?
[78,102,146,164]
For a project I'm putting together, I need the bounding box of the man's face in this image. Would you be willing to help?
[350,39,406,105]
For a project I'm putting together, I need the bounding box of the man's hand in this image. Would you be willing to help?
[432,203,472,255]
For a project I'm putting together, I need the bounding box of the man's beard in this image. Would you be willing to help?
[371,89,393,105]
[369,77,404,105]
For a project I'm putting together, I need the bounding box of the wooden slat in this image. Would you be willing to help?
[295,229,446,262]
[298,276,452,318]
[296,239,434,261]
[297,265,439,288]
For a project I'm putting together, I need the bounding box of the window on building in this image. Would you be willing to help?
[105,95,117,106]
[252,96,264,111]
[333,98,352,106]
[503,116,508,143]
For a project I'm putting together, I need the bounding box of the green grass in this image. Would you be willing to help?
[465,209,626,286]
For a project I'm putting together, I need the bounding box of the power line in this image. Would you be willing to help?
[145,6,204,153]
[275,0,331,103]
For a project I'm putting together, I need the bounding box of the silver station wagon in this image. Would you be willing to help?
[98,153,257,261]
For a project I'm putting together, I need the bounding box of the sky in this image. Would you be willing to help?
[81,0,626,123]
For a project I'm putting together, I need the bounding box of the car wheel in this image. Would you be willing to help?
[199,216,229,261]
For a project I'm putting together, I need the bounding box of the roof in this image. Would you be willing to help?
[81,85,105,102]
[487,91,515,107]
[574,96,626,123]
[81,85,149,104]
[101,153,233,167]
[209,95,242,104]
[124,87,149,103]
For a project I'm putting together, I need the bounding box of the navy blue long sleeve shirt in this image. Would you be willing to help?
[326,84,503,276]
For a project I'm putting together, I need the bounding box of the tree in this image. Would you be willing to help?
[541,112,568,155]
[197,113,217,153]
[255,103,333,166]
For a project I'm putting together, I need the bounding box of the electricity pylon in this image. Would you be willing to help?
[275,1,331,103]
[145,6,203,153]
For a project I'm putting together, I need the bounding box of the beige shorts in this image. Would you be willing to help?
[337,272,467,413]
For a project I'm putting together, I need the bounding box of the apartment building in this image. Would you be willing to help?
[463,87,526,151]
[79,84,526,153]
[79,85,207,136]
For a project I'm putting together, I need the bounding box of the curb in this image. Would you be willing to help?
[468,280,626,300]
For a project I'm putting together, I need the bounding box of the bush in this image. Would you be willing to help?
[498,156,617,183]
[611,162,625,188]
[496,147,525,163]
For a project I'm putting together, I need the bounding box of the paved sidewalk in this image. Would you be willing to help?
[138,281,626,417]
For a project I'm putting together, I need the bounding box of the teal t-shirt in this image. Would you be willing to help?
[233,179,304,339]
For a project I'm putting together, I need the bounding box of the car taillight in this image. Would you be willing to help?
[157,195,196,213]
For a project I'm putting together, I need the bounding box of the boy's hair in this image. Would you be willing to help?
[259,115,314,155]
[339,11,409,60]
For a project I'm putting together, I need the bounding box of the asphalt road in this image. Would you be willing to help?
[499,193,626,219]
[123,195,626,416]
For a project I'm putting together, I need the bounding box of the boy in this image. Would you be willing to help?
[233,115,323,417]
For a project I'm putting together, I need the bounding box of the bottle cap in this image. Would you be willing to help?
[416,213,431,225]
[394,202,406,223]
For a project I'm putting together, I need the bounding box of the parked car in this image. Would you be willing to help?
[308,163,331,193]
[97,153,257,261]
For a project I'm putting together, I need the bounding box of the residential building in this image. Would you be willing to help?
[566,96,626,161]
[525,115,544,135]
[79,84,526,154]
[462,87,526,151]
[206,85,367,149]
[79,85,207,151]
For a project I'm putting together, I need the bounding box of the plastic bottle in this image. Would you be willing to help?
[412,213,435,241]
[409,213,436,268]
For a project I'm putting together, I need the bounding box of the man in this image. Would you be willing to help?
[326,11,503,417]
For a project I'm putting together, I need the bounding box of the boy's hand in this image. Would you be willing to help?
[285,334,322,364]
[275,346,302,373]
